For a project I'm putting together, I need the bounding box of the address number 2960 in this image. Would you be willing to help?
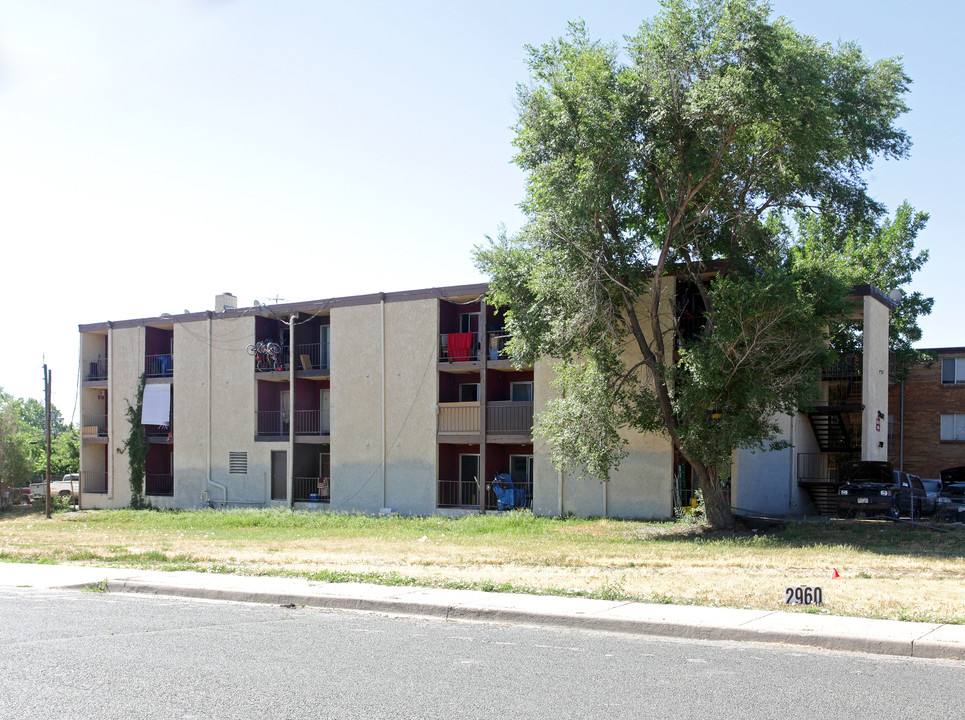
[785,586,823,605]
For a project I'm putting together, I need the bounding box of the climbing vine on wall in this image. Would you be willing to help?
[118,373,149,509]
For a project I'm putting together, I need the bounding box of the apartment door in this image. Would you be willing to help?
[509,454,533,507]
[271,450,287,501]
[320,388,331,435]
[459,453,479,507]
[280,390,291,434]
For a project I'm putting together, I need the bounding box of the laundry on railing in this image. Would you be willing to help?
[447,332,473,361]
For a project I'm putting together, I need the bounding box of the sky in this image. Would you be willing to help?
[1,0,961,420]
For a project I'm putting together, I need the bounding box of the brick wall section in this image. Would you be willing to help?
[888,348,965,479]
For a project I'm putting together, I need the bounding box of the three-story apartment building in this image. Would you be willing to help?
[78,283,894,518]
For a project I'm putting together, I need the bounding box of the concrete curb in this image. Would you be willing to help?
[6,563,964,661]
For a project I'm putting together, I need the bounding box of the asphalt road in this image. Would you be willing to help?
[2,587,962,720]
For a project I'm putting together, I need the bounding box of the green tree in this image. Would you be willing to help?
[791,201,932,376]
[0,391,33,491]
[476,0,913,529]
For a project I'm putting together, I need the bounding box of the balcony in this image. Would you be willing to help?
[145,473,173,497]
[294,476,330,503]
[81,415,108,438]
[438,402,480,434]
[437,402,533,437]
[294,342,330,372]
[85,359,108,382]
[822,354,861,380]
[487,402,533,435]
[81,470,108,494]
[256,410,328,437]
[439,333,479,362]
[146,353,173,378]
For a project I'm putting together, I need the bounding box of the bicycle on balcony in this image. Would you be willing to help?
[246,340,283,372]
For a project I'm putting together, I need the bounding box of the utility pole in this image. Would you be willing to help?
[43,364,52,519]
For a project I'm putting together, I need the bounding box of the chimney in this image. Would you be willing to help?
[216,293,237,312]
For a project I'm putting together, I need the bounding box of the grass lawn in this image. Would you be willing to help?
[2,504,964,624]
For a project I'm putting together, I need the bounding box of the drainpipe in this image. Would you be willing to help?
[381,294,387,510]
[204,312,226,505]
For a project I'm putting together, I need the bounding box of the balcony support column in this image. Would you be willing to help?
[479,297,487,514]
[288,312,296,507]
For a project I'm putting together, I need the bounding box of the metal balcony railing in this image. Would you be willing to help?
[437,477,495,510]
[294,342,330,371]
[294,477,330,502]
[439,333,480,362]
[145,473,174,496]
[257,410,327,436]
[81,470,108,494]
[145,354,174,378]
[822,354,861,380]
[81,415,108,437]
[85,359,108,381]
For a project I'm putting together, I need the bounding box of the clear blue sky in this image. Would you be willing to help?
[1,0,960,419]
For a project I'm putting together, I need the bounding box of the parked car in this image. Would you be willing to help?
[936,467,965,521]
[28,473,79,505]
[837,461,929,519]
[904,474,935,518]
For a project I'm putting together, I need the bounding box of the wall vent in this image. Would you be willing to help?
[228,451,247,474]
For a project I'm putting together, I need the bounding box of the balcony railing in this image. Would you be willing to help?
[81,470,108,494]
[439,333,480,362]
[257,411,286,436]
[294,477,330,502]
[437,477,495,510]
[85,359,108,381]
[822,354,861,379]
[487,402,533,435]
[145,354,173,378]
[257,410,328,436]
[254,344,289,373]
[294,342,330,371]
[438,402,480,434]
[796,453,844,483]
[486,331,512,361]
[81,415,108,437]
[145,473,174,496]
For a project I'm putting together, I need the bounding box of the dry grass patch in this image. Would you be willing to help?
[2,505,964,623]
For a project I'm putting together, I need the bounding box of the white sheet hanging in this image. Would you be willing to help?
[142,384,171,426]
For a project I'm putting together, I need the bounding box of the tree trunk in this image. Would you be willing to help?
[692,460,735,531]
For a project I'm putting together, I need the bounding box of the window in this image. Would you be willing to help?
[459,383,479,402]
[460,312,480,334]
[229,452,247,474]
[510,381,533,402]
[941,358,965,384]
[940,414,965,441]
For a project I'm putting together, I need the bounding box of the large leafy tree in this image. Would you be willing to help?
[476,0,913,529]
[791,201,932,376]
[0,388,78,486]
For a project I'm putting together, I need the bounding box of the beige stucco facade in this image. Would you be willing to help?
[77,282,893,520]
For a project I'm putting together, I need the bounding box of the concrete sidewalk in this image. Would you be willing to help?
[3,562,963,661]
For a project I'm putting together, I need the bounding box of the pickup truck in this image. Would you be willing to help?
[29,473,79,504]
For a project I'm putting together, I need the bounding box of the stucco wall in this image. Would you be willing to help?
[330,298,439,514]
[168,314,266,508]
[104,325,144,509]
